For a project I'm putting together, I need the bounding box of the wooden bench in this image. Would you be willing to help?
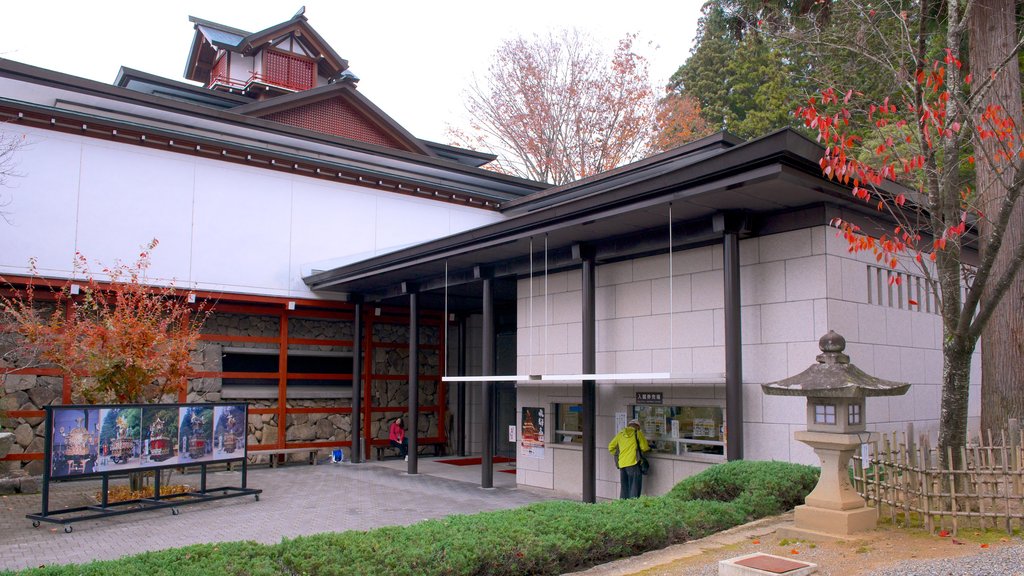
[253,447,319,468]
[372,440,447,461]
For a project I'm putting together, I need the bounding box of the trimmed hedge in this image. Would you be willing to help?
[4,460,818,576]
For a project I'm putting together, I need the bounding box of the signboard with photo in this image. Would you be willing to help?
[47,403,248,480]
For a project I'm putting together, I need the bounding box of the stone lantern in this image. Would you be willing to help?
[762,331,909,538]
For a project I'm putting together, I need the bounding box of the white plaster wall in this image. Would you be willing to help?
[226,52,253,84]
[0,124,503,297]
[513,226,972,498]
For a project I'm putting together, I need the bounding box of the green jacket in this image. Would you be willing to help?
[608,426,650,468]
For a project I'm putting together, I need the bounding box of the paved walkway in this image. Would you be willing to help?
[0,457,554,572]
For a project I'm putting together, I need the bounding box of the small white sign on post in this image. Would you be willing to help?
[509,425,517,442]
[861,443,870,469]
[615,412,627,432]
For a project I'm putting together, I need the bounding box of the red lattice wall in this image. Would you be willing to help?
[263,50,315,91]
[265,96,408,150]
[210,55,228,86]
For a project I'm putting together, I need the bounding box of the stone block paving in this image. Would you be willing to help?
[0,462,557,572]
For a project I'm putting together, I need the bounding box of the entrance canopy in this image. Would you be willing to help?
[303,129,881,308]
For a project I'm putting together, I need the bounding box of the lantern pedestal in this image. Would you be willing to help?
[784,430,877,539]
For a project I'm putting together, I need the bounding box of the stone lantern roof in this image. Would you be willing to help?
[761,331,910,399]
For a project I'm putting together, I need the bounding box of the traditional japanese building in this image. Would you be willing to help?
[0,10,975,500]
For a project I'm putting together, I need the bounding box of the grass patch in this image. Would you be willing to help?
[3,460,818,576]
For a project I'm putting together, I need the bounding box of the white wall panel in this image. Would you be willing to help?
[76,143,195,282]
[3,124,505,297]
[289,179,378,291]
[0,129,81,274]
[374,196,452,252]
[191,163,293,291]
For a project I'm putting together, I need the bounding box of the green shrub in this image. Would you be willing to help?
[669,460,818,520]
[4,460,818,576]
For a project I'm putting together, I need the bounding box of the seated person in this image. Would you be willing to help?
[389,417,408,461]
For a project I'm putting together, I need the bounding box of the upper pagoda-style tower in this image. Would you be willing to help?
[184,7,351,100]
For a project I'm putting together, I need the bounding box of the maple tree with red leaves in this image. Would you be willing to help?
[1,239,212,404]
[653,93,715,152]
[794,0,1024,463]
[452,30,658,185]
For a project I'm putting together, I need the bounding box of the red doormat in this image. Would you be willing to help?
[498,469,516,474]
[436,456,515,466]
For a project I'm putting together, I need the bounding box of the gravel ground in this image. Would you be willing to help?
[870,545,1024,576]
[678,540,1024,576]
[572,512,1024,576]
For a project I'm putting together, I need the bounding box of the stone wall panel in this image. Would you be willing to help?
[3,309,447,478]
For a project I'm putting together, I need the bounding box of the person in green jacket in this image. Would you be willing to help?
[608,418,650,499]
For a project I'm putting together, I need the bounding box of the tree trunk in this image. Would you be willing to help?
[938,340,974,464]
[970,0,1024,438]
[129,470,146,492]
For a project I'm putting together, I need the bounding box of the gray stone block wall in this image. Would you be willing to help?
[1,310,443,473]
[368,322,442,441]
[2,375,61,476]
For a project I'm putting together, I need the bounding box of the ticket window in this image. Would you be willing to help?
[631,405,725,456]
[554,403,583,444]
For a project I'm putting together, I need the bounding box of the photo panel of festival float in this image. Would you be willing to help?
[30,403,261,533]
[142,406,180,465]
[94,407,142,472]
[50,408,102,477]
[213,405,245,457]
[178,406,214,464]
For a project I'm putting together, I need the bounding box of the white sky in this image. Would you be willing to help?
[0,1,703,144]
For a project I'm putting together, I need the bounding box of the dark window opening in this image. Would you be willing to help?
[221,348,353,399]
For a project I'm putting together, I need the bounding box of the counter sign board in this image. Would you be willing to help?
[635,392,663,405]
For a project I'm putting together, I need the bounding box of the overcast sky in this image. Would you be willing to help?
[0,1,702,143]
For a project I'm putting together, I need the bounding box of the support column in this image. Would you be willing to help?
[457,314,468,457]
[481,275,494,489]
[408,289,419,474]
[351,298,363,463]
[723,225,744,461]
[579,245,597,503]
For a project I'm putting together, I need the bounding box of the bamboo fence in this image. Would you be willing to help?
[851,419,1023,536]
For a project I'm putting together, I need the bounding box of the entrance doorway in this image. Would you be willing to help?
[493,331,517,458]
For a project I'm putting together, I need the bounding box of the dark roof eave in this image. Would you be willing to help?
[502,131,747,211]
[187,15,252,40]
[0,58,545,193]
[302,129,830,291]
[422,140,497,162]
[240,16,348,73]
[115,66,252,105]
